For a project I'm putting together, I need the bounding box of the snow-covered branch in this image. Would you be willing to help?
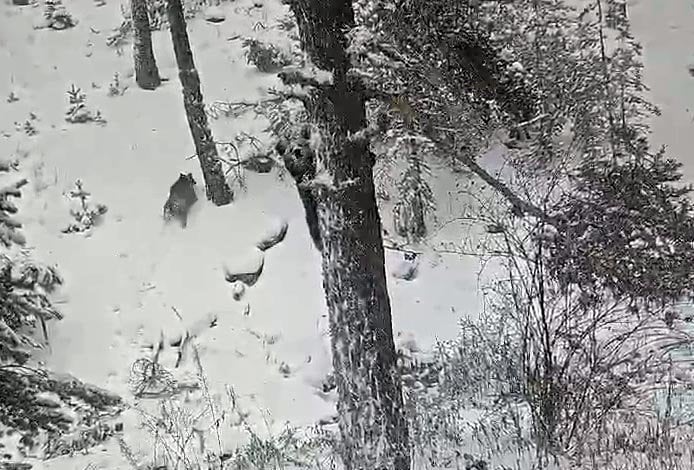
[455,151,553,223]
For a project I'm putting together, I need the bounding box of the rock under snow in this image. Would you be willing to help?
[204,6,226,23]
[230,280,246,300]
[255,217,289,251]
[242,153,275,173]
[223,248,265,286]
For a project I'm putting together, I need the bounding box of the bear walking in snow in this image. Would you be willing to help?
[163,172,198,228]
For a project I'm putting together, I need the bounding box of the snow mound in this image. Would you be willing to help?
[255,217,288,251]
[204,6,226,23]
[223,248,265,286]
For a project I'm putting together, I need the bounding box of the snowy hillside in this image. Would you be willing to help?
[0,0,498,467]
[1,0,693,469]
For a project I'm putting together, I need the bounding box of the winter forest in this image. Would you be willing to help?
[2,0,694,469]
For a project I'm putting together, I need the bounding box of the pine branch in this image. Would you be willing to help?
[596,0,617,155]
[0,318,23,352]
[0,177,27,248]
[455,150,553,223]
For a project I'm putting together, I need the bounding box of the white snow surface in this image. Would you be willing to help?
[0,0,692,468]
[0,0,491,467]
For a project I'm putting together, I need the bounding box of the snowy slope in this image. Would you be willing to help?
[1,0,691,467]
[0,0,495,466]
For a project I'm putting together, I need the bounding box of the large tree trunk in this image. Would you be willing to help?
[282,1,410,469]
[131,0,161,90]
[166,0,233,206]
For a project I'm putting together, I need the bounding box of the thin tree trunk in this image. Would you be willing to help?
[131,0,161,90]
[283,1,410,469]
[166,0,233,206]
[409,156,427,241]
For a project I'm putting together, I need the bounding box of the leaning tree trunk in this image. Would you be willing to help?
[166,0,233,206]
[131,0,161,90]
[282,1,410,469]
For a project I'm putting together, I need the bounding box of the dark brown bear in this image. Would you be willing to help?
[163,173,198,228]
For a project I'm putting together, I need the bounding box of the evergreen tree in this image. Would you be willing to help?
[388,134,435,242]
[0,162,121,457]
[349,0,694,307]
[0,163,26,248]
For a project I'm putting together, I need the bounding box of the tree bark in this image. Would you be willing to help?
[283,1,410,469]
[131,0,161,90]
[166,0,233,206]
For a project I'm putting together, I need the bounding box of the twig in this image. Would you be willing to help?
[383,242,423,255]
[171,306,184,322]
[514,113,549,129]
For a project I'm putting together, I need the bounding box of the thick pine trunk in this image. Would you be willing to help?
[319,158,410,470]
[285,1,410,469]
[166,0,233,206]
[131,0,161,90]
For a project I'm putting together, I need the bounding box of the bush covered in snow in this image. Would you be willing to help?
[242,38,293,74]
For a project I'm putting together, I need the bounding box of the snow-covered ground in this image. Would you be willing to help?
[629,0,694,179]
[1,0,693,468]
[0,1,497,467]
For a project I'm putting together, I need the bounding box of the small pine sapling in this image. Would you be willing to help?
[62,179,108,234]
[14,113,39,136]
[65,85,106,125]
[43,0,77,30]
[107,72,128,97]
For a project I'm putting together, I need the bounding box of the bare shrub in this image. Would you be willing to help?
[414,197,694,469]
